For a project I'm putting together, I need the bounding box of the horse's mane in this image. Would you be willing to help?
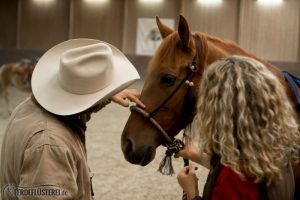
[193,33,208,75]
[195,32,300,115]
[196,32,286,85]
[204,33,249,55]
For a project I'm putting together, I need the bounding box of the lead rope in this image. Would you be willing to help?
[182,126,192,200]
[158,138,185,175]
[182,152,189,200]
[156,136,189,200]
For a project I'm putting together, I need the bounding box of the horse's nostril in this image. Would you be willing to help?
[122,136,155,165]
[124,138,133,155]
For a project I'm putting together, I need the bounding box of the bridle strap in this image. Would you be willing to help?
[130,62,198,145]
[130,106,173,144]
[149,62,198,118]
[130,34,200,146]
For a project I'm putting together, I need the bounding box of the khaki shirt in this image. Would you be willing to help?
[0,98,92,200]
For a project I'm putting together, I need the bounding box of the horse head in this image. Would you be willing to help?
[121,15,300,198]
[121,15,208,166]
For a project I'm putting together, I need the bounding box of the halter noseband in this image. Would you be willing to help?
[130,61,198,147]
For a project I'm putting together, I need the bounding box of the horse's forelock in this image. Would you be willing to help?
[157,33,180,60]
[149,32,208,76]
[148,33,180,73]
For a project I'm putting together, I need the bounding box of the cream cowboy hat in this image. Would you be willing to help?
[31,39,140,115]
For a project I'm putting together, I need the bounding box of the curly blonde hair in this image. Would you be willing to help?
[195,55,300,185]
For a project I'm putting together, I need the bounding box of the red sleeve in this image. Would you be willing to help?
[211,167,260,200]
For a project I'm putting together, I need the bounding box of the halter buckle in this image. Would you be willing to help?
[189,61,198,72]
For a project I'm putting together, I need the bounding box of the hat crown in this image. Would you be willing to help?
[58,43,113,94]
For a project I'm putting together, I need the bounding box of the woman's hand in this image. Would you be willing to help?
[175,137,211,169]
[175,137,200,162]
[177,164,199,200]
[111,89,145,108]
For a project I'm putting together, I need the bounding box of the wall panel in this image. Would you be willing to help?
[122,0,181,54]
[0,0,18,49]
[1,0,300,62]
[182,0,239,42]
[18,0,70,50]
[71,0,124,49]
[239,0,300,62]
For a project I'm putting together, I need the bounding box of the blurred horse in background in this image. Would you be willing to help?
[0,58,37,114]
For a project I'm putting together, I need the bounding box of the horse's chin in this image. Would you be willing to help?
[123,144,157,166]
[139,149,156,166]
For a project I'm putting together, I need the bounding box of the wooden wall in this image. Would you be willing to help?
[71,0,124,49]
[238,0,300,62]
[18,0,70,50]
[182,0,239,42]
[0,0,300,62]
[0,0,18,49]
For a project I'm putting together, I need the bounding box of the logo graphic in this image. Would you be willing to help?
[2,184,68,199]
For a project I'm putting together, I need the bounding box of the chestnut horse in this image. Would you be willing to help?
[121,15,300,198]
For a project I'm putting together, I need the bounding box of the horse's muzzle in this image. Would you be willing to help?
[122,137,155,166]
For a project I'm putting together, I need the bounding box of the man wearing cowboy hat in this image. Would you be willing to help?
[0,39,145,199]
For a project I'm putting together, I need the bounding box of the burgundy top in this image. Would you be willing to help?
[210,166,260,200]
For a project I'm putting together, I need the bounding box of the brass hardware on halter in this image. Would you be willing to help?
[185,80,194,87]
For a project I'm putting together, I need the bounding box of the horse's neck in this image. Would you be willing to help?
[204,34,285,85]
[204,34,300,115]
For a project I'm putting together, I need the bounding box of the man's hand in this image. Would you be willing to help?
[177,164,199,200]
[111,89,145,108]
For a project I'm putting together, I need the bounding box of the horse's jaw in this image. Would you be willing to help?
[121,113,165,166]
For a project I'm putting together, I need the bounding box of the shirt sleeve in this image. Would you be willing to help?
[18,131,79,200]
[211,167,260,200]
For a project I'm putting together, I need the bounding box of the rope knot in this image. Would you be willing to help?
[166,138,185,154]
[158,139,185,175]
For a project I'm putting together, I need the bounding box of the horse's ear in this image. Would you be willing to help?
[156,16,173,38]
[178,15,191,50]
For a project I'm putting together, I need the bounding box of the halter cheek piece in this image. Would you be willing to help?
[130,61,197,144]
[129,60,198,175]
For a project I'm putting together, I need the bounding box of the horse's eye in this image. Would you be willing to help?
[160,74,177,86]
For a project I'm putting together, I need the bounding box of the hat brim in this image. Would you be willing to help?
[32,39,140,116]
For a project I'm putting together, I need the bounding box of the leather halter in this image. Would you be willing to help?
[130,61,198,145]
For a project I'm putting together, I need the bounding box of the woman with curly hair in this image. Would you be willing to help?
[176,55,300,200]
